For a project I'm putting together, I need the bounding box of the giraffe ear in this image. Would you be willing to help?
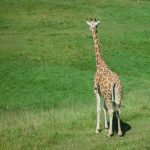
[96,21,100,25]
[86,21,91,26]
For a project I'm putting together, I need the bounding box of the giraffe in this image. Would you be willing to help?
[86,18,123,137]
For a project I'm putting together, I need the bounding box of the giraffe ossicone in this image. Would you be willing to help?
[86,18,123,137]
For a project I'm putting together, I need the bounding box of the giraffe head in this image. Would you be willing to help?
[86,18,100,32]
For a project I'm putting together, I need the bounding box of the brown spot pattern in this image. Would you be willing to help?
[92,30,123,112]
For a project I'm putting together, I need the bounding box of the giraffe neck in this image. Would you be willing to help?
[91,30,102,68]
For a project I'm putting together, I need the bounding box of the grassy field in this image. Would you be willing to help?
[0,0,150,149]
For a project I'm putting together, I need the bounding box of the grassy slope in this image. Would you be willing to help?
[0,0,150,149]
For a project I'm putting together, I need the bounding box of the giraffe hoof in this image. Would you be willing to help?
[118,135,123,138]
[96,129,101,134]
[107,133,113,137]
[118,131,123,137]
[104,127,109,130]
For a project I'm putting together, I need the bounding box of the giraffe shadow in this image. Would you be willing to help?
[111,112,131,136]
[106,112,131,136]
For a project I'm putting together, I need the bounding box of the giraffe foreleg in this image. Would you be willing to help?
[94,89,101,133]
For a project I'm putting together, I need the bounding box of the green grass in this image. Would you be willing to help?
[0,0,150,149]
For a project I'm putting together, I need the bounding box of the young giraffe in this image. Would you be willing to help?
[86,18,123,137]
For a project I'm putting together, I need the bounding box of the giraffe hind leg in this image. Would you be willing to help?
[105,99,114,137]
[108,108,114,137]
[116,110,122,137]
[113,85,122,136]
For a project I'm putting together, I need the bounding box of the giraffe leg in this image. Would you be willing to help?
[95,89,101,134]
[114,85,122,136]
[116,110,122,136]
[103,102,108,129]
[108,109,114,137]
[105,100,114,137]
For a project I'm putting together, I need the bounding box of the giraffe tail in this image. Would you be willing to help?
[112,84,121,111]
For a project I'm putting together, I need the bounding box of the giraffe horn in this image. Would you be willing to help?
[86,21,91,26]
[96,21,100,25]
